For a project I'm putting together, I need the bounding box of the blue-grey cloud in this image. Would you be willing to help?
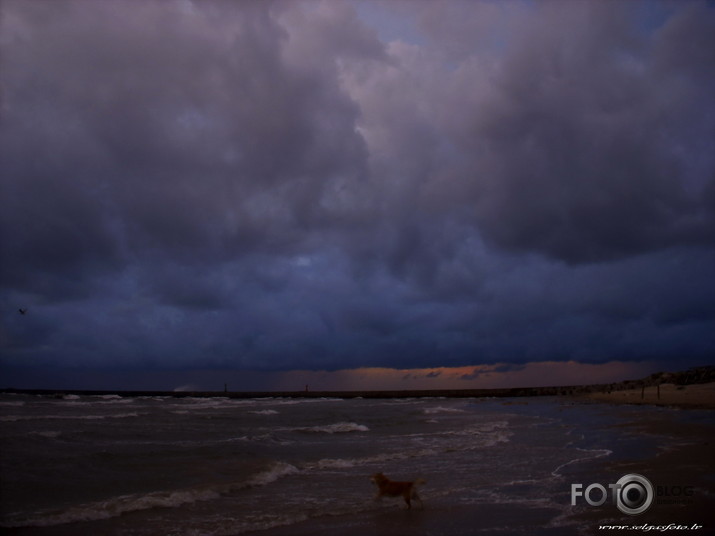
[1,0,713,378]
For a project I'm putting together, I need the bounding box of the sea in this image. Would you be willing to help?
[0,393,704,535]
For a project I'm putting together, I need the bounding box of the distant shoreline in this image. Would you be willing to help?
[3,366,713,406]
[0,385,584,400]
[2,381,714,409]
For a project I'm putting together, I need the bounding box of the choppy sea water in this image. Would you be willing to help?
[0,393,694,535]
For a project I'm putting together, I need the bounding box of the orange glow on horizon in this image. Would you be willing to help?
[269,360,656,391]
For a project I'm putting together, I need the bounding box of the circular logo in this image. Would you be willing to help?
[615,474,653,515]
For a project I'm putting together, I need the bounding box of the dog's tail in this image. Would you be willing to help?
[414,478,427,487]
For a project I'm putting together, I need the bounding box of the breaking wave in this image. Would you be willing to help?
[423,406,466,414]
[1,461,299,528]
[551,448,613,477]
[290,422,369,434]
[0,412,142,422]
[28,430,62,439]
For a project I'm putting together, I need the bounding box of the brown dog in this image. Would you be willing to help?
[371,472,425,510]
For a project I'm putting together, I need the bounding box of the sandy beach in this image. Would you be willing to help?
[566,409,715,534]
[579,382,715,409]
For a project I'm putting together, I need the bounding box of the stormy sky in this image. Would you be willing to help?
[1,0,714,390]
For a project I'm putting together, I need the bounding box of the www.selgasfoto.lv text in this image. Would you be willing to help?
[599,524,703,532]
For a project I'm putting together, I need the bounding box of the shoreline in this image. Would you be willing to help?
[241,399,715,536]
[565,406,715,534]
[0,386,587,399]
[2,381,714,408]
[575,382,715,410]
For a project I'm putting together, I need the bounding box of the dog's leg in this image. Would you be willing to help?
[412,489,424,510]
[403,491,412,509]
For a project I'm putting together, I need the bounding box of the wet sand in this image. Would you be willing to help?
[567,410,715,534]
[244,503,573,536]
[560,404,714,532]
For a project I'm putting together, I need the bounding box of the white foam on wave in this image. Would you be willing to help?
[423,406,466,414]
[304,447,438,472]
[386,421,511,454]
[174,398,263,411]
[450,422,512,448]
[551,447,613,477]
[245,461,299,486]
[90,396,135,405]
[249,409,279,415]
[457,420,510,437]
[0,400,25,407]
[292,422,369,434]
[309,458,358,470]
[1,488,223,527]
[178,398,230,408]
[28,430,62,439]
[412,420,508,438]
[0,412,142,422]
[268,397,345,406]
[0,461,300,528]
[300,420,511,473]
[232,433,293,445]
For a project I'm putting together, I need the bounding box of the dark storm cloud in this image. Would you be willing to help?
[402,1,715,263]
[1,0,713,375]
[0,0,376,285]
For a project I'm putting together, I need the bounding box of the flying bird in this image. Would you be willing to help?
[18,308,27,315]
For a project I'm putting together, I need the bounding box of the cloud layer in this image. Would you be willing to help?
[1,0,714,375]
